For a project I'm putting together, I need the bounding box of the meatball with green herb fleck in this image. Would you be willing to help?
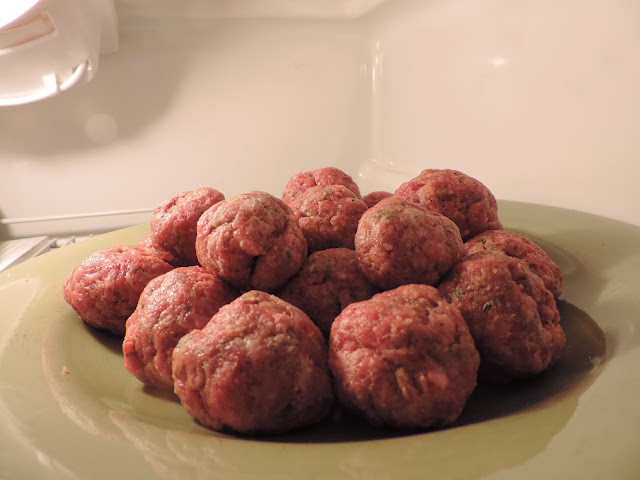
[137,233,177,265]
[289,184,368,252]
[464,229,563,299]
[282,167,361,207]
[123,266,239,389]
[395,169,502,240]
[150,187,225,266]
[277,248,379,336]
[195,191,307,292]
[172,290,333,434]
[355,195,465,290]
[439,250,565,383]
[329,284,479,429]
[362,191,393,208]
[63,245,174,335]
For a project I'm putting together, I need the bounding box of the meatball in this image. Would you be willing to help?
[136,233,177,265]
[288,184,368,252]
[354,195,464,290]
[282,167,361,207]
[63,245,173,335]
[172,290,333,434]
[149,187,225,266]
[277,248,379,336]
[123,266,239,389]
[395,169,502,240]
[195,191,307,292]
[362,190,393,208]
[329,284,480,429]
[439,250,566,383]
[464,229,563,299]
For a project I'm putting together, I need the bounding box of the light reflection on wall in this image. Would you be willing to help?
[84,113,119,144]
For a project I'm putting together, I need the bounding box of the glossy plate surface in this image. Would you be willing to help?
[1,201,639,480]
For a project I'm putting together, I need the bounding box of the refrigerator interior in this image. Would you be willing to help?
[1,0,639,242]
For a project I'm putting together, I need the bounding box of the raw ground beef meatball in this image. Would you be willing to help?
[464,229,563,299]
[362,190,393,208]
[329,284,480,429]
[395,169,502,240]
[195,191,307,292]
[355,195,465,290]
[136,233,177,265]
[63,245,174,335]
[288,184,368,252]
[149,187,225,266]
[282,167,361,207]
[439,250,566,383]
[172,290,333,434]
[123,266,239,389]
[277,248,379,336]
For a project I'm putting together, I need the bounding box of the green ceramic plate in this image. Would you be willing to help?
[1,201,639,480]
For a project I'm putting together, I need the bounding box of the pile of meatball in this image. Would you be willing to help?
[63,167,565,435]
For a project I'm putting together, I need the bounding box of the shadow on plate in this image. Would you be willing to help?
[83,323,124,355]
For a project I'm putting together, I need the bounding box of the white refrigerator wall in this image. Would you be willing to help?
[1,0,639,239]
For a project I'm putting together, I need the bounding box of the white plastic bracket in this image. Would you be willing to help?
[0,0,119,106]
